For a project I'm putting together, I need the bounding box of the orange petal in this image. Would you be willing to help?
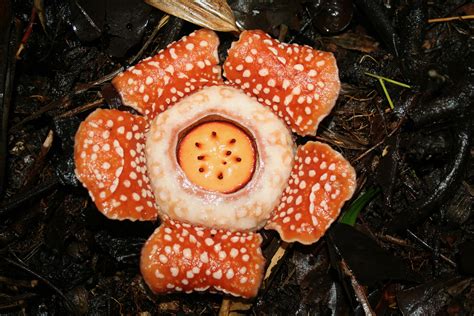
[74,109,158,221]
[265,142,356,244]
[141,221,265,298]
[224,30,340,136]
[112,29,223,120]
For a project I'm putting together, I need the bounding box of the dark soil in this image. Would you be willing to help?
[0,0,473,315]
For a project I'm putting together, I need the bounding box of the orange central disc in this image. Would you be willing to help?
[177,121,256,193]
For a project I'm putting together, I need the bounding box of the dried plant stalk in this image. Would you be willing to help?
[145,0,239,32]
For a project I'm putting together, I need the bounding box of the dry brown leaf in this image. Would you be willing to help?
[326,32,379,53]
[34,0,47,34]
[145,0,240,32]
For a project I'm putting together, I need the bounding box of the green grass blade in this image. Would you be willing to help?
[378,78,394,109]
[364,72,412,88]
[339,187,380,226]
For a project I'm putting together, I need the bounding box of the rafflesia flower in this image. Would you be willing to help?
[74,29,356,298]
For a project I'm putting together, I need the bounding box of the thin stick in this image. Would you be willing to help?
[376,233,411,247]
[340,260,375,316]
[57,98,104,118]
[21,129,54,188]
[353,111,407,162]
[406,229,457,268]
[0,293,37,310]
[0,275,38,288]
[0,179,58,214]
[4,257,77,314]
[128,15,170,65]
[12,16,170,129]
[428,15,474,23]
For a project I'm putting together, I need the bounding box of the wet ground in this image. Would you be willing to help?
[0,0,473,314]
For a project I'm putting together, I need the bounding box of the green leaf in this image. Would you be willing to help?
[339,187,380,226]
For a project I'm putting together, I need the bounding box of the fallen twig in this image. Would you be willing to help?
[0,179,58,216]
[406,230,457,268]
[428,15,474,23]
[340,259,375,316]
[0,275,38,288]
[4,256,77,314]
[352,115,405,162]
[12,15,171,130]
[57,98,104,118]
[21,129,54,189]
[0,293,38,310]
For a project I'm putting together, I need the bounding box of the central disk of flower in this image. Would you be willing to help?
[145,85,295,231]
[177,121,256,194]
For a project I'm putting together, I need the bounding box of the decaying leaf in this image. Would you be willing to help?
[324,32,379,53]
[145,0,239,32]
[33,0,47,34]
